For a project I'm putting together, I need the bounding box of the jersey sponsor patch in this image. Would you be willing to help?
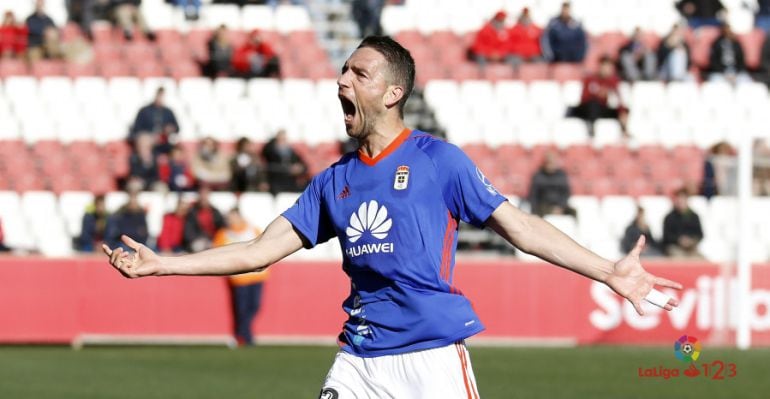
[319,387,339,399]
[394,165,410,190]
[346,200,392,243]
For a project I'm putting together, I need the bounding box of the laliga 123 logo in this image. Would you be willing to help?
[637,335,737,380]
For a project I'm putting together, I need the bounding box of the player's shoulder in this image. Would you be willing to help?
[408,130,468,165]
[311,151,356,184]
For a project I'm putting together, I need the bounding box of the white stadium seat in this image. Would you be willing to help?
[241,5,274,31]
[273,5,311,33]
[239,193,276,230]
[59,191,95,238]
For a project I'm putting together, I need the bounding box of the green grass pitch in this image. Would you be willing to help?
[0,345,767,398]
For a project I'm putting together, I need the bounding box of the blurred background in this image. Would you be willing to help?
[1,0,770,357]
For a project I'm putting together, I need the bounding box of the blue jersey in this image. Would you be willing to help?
[282,129,507,357]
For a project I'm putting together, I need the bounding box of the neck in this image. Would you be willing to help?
[357,116,406,159]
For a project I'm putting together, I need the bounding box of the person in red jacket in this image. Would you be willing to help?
[508,8,543,63]
[470,10,514,69]
[0,11,27,58]
[156,197,191,253]
[568,55,629,137]
[231,29,281,78]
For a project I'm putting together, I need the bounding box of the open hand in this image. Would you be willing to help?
[605,235,682,315]
[102,235,164,278]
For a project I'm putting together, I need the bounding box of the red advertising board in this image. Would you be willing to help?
[1,257,768,345]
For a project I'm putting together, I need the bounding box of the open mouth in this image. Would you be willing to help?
[339,94,356,124]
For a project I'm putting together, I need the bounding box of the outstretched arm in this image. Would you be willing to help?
[102,216,304,278]
[485,202,682,315]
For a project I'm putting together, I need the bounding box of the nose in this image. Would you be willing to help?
[337,69,351,90]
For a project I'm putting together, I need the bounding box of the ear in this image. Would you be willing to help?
[383,85,404,110]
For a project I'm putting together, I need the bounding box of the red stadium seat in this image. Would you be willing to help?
[168,61,202,79]
[600,145,632,164]
[124,43,158,61]
[516,63,549,81]
[550,63,584,82]
[594,32,627,56]
[636,145,669,164]
[133,62,166,78]
[395,31,426,48]
[428,31,458,48]
[623,178,655,197]
[608,157,643,178]
[688,26,721,68]
[48,173,83,193]
[31,60,66,77]
[155,29,183,46]
[585,177,614,197]
[738,29,765,70]
[99,61,132,78]
[482,64,515,81]
[66,62,97,78]
[448,61,481,81]
[415,62,447,87]
[0,59,28,77]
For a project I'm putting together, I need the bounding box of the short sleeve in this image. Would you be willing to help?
[281,171,337,248]
[431,143,508,228]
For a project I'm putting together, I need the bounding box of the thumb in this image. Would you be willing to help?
[121,235,143,251]
[630,234,646,258]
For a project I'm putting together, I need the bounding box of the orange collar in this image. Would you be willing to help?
[358,128,412,166]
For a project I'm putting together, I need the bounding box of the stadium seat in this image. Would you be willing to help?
[601,195,637,238]
[241,5,275,31]
[273,6,312,34]
[239,192,276,230]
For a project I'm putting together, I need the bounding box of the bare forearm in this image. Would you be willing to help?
[487,203,614,283]
[159,216,304,276]
[160,241,258,276]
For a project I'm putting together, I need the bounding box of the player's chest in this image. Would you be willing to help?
[324,160,438,234]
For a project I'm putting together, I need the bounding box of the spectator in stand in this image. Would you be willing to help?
[128,133,161,191]
[231,137,269,192]
[262,130,308,194]
[541,2,587,63]
[352,0,384,38]
[213,208,267,345]
[0,217,9,252]
[568,55,628,137]
[755,0,770,33]
[158,145,195,192]
[191,137,231,190]
[173,0,200,21]
[129,87,179,148]
[528,152,575,217]
[204,24,233,78]
[702,141,737,198]
[109,0,155,41]
[618,27,657,81]
[676,0,725,29]
[754,138,770,195]
[232,29,281,78]
[662,188,704,259]
[25,0,57,62]
[657,23,693,82]
[621,207,663,257]
[104,190,149,250]
[77,194,109,252]
[156,197,191,253]
[508,8,543,64]
[183,186,225,252]
[0,11,27,59]
[470,10,514,69]
[707,23,752,84]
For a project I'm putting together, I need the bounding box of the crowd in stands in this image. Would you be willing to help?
[466,1,770,87]
[125,88,309,195]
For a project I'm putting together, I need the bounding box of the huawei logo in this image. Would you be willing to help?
[346,200,392,243]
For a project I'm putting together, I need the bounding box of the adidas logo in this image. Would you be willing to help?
[346,200,392,243]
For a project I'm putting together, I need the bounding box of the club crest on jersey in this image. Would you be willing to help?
[394,165,410,190]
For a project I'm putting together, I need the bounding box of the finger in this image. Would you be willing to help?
[102,244,113,256]
[630,235,646,258]
[655,276,683,290]
[121,235,142,251]
[631,299,645,316]
[110,247,123,265]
